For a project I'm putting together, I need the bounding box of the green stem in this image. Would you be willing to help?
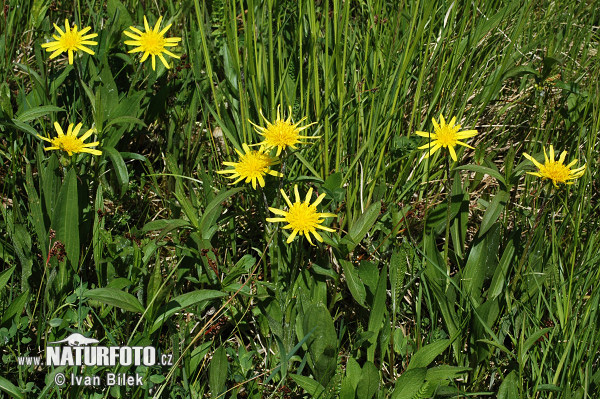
[443,157,452,283]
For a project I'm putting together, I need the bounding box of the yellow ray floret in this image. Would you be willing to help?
[38,122,101,156]
[523,145,586,187]
[217,143,283,189]
[249,105,318,156]
[415,114,478,162]
[267,185,337,245]
[41,19,98,64]
[123,15,182,71]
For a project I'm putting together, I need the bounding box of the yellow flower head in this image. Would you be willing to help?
[41,19,98,64]
[123,16,181,71]
[416,114,478,162]
[267,185,337,245]
[523,145,586,187]
[38,122,101,156]
[217,143,283,189]
[250,105,318,156]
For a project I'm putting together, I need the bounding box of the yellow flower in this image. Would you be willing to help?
[523,145,586,187]
[123,16,181,71]
[217,143,283,189]
[267,185,337,245]
[38,122,101,156]
[41,19,98,64]
[416,114,478,162]
[249,105,318,156]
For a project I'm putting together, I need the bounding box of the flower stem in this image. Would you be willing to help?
[443,157,452,284]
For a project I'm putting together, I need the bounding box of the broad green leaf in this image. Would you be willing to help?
[39,152,61,217]
[25,164,47,261]
[290,374,325,397]
[222,255,255,287]
[489,238,515,299]
[85,287,144,313]
[425,365,471,382]
[340,259,366,307]
[303,302,338,387]
[146,260,162,318]
[367,264,388,361]
[198,187,243,238]
[425,193,467,236]
[390,245,409,314]
[462,222,501,302]
[521,327,553,364]
[454,164,506,187]
[478,191,509,237]
[51,168,79,269]
[0,376,24,399]
[11,119,39,138]
[142,218,191,232]
[356,361,380,399]
[407,339,451,370]
[497,370,518,399]
[1,290,29,324]
[103,147,129,196]
[209,346,227,399]
[9,224,32,292]
[0,266,16,294]
[15,105,63,122]
[104,116,146,129]
[390,368,427,399]
[345,202,381,251]
[150,290,227,333]
[345,357,362,390]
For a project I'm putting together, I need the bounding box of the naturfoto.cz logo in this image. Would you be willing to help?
[45,333,168,367]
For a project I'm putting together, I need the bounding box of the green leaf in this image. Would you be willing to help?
[345,357,362,390]
[303,302,338,387]
[198,187,243,238]
[142,218,191,232]
[356,361,380,399]
[39,152,61,217]
[150,290,227,333]
[479,191,509,237]
[497,370,518,399]
[11,119,39,138]
[85,287,145,313]
[454,164,506,187]
[25,164,48,261]
[407,339,451,370]
[367,264,388,361]
[345,202,381,251]
[1,290,29,324]
[340,259,366,307]
[390,368,427,399]
[106,0,133,35]
[425,365,471,382]
[0,266,16,294]
[103,147,129,196]
[209,346,227,399]
[51,168,79,269]
[462,223,501,302]
[104,116,146,129]
[0,376,24,399]
[15,105,64,122]
[290,375,325,397]
[489,238,515,299]
[390,245,408,314]
[521,327,552,364]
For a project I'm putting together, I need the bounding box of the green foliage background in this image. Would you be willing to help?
[0,0,599,398]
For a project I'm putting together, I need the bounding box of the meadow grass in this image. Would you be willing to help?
[0,0,599,398]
